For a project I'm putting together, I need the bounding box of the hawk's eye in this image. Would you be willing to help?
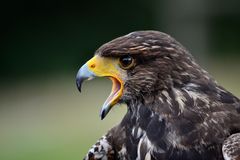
[119,55,135,69]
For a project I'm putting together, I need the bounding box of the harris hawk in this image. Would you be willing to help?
[76,31,240,160]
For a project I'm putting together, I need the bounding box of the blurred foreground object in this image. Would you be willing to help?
[77,31,240,160]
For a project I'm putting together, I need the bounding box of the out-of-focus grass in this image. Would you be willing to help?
[0,76,126,160]
[0,62,239,160]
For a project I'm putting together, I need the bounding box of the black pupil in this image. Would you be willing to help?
[120,56,132,67]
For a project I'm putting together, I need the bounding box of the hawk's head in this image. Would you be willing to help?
[76,31,204,119]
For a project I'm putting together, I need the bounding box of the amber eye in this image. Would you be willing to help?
[119,55,135,69]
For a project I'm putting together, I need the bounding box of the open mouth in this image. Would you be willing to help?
[103,77,122,106]
[76,55,124,119]
[100,76,123,119]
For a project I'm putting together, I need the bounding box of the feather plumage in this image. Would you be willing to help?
[83,31,240,160]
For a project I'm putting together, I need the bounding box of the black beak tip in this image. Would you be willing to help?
[76,80,82,92]
[100,110,106,120]
[78,86,82,92]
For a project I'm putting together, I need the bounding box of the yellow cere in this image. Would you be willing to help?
[86,55,119,77]
[86,55,124,106]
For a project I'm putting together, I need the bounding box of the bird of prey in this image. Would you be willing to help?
[76,31,240,160]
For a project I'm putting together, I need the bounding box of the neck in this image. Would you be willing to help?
[126,82,201,119]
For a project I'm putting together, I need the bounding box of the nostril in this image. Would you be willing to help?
[90,64,96,68]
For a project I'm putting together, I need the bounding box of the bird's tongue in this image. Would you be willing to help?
[100,77,122,119]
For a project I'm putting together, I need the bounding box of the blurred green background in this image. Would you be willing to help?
[0,0,240,159]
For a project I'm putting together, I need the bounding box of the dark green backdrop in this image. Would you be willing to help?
[1,0,240,81]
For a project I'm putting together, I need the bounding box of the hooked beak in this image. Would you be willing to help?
[76,55,123,120]
[76,64,95,92]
